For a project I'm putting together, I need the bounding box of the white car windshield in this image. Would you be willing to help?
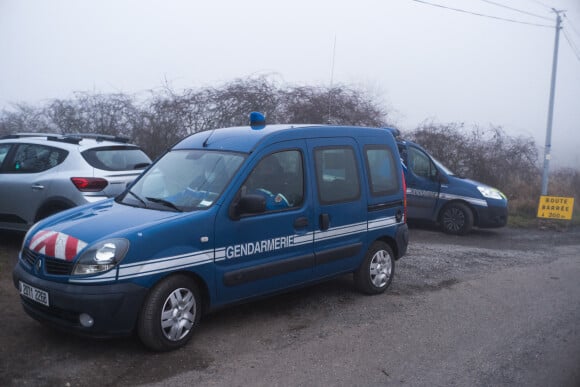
[123,149,245,211]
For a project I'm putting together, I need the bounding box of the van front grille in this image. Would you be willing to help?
[22,248,75,275]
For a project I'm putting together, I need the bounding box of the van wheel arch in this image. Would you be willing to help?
[183,272,211,315]
[137,273,207,351]
[147,271,211,315]
[377,236,399,260]
[439,201,474,235]
[354,241,395,295]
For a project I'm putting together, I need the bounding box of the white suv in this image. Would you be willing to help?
[0,133,151,231]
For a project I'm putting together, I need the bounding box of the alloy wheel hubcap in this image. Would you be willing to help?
[444,208,464,232]
[369,250,391,288]
[161,288,196,341]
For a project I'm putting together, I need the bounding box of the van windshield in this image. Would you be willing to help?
[120,149,245,211]
[432,157,455,176]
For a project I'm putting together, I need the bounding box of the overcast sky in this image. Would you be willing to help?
[1,0,579,168]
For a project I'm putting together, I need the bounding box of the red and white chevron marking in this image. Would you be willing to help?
[30,230,88,261]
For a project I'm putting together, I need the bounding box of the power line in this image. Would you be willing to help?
[410,0,553,27]
[563,28,580,61]
[524,0,553,11]
[477,0,552,21]
[561,14,580,62]
[563,14,580,38]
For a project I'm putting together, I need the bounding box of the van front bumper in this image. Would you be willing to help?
[476,204,508,228]
[13,262,148,338]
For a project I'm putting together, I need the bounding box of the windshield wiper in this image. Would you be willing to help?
[146,197,183,212]
[125,190,148,208]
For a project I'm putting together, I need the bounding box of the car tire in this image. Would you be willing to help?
[441,202,473,235]
[137,274,201,351]
[354,241,395,295]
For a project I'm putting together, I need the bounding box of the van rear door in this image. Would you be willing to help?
[308,138,367,278]
[362,141,405,250]
[400,144,441,221]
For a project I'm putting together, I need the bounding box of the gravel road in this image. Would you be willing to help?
[1,225,579,386]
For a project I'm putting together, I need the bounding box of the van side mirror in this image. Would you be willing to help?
[229,194,266,219]
[436,170,449,184]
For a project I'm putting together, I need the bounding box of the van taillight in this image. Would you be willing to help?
[402,171,407,223]
[71,177,108,192]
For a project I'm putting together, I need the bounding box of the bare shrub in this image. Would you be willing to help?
[279,84,388,126]
[134,91,189,158]
[3,77,577,227]
[406,122,539,202]
[549,168,580,221]
[129,76,391,157]
[0,103,51,135]
[45,92,139,138]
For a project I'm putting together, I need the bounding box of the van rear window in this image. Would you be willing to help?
[365,145,399,196]
[315,146,361,204]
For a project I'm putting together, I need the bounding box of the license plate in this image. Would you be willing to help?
[19,281,49,307]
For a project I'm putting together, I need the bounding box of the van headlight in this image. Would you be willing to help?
[73,239,129,275]
[477,186,505,200]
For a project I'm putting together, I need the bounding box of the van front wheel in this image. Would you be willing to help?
[137,275,201,351]
[354,241,395,295]
[441,202,473,235]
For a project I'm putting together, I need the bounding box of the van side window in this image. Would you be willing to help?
[407,147,437,179]
[244,150,304,211]
[315,146,360,204]
[365,145,399,196]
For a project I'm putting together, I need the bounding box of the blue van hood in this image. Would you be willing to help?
[442,175,507,205]
[434,175,489,209]
[27,200,189,260]
[445,175,501,194]
[445,175,484,192]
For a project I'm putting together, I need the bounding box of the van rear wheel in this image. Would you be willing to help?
[354,241,395,294]
[441,202,473,235]
[137,275,201,351]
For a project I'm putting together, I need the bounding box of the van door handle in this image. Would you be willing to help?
[294,217,309,228]
[319,213,330,231]
[31,184,45,191]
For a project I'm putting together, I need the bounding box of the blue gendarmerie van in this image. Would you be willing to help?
[396,136,508,235]
[13,114,409,351]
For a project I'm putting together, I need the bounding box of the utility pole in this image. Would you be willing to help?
[541,9,563,195]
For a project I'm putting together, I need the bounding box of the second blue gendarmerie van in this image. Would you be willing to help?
[13,115,409,351]
[396,137,508,235]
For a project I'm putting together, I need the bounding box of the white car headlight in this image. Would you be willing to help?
[477,186,505,200]
[73,239,129,275]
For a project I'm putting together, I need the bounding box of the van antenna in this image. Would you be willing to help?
[202,129,215,147]
[327,35,337,125]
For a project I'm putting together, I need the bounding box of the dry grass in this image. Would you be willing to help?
[507,168,580,229]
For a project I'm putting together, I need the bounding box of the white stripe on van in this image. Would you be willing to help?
[68,216,401,283]
[407,188,487,207]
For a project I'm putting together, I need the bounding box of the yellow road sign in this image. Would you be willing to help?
[537,196,575,220]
